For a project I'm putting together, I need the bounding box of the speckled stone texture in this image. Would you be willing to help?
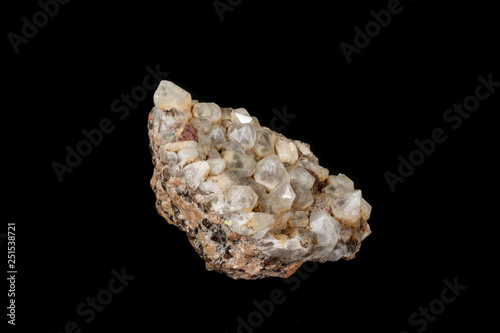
[148,81,372,280]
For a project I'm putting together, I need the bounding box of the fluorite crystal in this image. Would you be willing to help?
[148,81,372,280]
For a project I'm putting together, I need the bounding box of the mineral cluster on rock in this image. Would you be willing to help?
[148,81,372,280]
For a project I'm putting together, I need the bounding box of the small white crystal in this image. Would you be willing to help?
[207,125,227,150]
[227,124,257,149]
[160,148,178,168]
[253,154,290,191]
[221,150,256,177]
[330,190,362,226]
[193,102,222,124]
[360,197,372,220]
[189,117,212,135]
[269,182,296,212]
[288,211,309,228]
[231,108,253,124]
[275,136,299,165]
[253,127,277,158]
[182,161,210,189]
[324,173,355,194]
[177,147,199,166]
[308,211,341,258]
[154,81,192,118]
[163,140,197,152]
[207,149,226,176]
[287,165,315,189]
[249,212,275,231]
[225,185,258,212]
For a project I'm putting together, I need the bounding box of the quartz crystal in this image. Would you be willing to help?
[148,80,372,279]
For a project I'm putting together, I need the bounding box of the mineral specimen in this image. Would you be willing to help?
[148,81,372,280]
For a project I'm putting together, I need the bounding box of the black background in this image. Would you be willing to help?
[4,0,499,332]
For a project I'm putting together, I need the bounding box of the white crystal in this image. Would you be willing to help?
[225,210,254,236]
[189,117,212,135]
[324,173,355,194]
[253,127,277,158]
[330,190,362,226]
[293,140,313,156]
[227,124,256,149]
[154,81,192,118]
[182,161,210,189]
[253,154,290,191]
[221,150,256,177]
[269,182,296,212]
[231,108,253,124]
[193,102,222,124]
[288,211,309,228]
[360,197,372,220]
[288,165,315,189]
[299,157,329,181]
[292,187,314,209]
[163,140,197,152]
[225,185,258,212]
[308,211,341,259]
[177,147,198,166]
[201,172,234,195]
[160,148,178,168]
[222,141,245,155]
[207,149,226,176]
[249,213,275,231]
[196,134,212,158]
[207,125,227,150]
[275,137,299,165]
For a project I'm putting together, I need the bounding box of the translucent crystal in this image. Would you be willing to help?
[324,173,355,194]
[227,124,256,149]
[288,211,309,228]
[154,81,192,118]
[181,161,210,189]
[201,172,234,195]
[196,134,212,158]
[225,185,258,212]
[193,102,222,124]
[207,125,226,150]
[269,182,296,212]
[253,127,277,158]
[177,147,198,166]
[207,149,226,176]
[245,177,267,198]
[360,197,372,220]
[220,107,232,120]
[253,154,290,191]
[230,108,253,124]
[222,140,245,155]
[275,136,299,165]
[293,187,314,210]
[330,190,362,226]
[288,165,315,189]
[225,210,254,236]
[308,211,341,254]
[160,148,178,168]
[249,213,275,231]
[163,140,197,152]
[189,117,212,135]
[298,157,329,181]
[221,150,256,177]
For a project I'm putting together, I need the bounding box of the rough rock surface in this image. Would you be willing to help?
[148,81,372,280]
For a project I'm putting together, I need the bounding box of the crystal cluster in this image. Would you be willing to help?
[148,81,372,279]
